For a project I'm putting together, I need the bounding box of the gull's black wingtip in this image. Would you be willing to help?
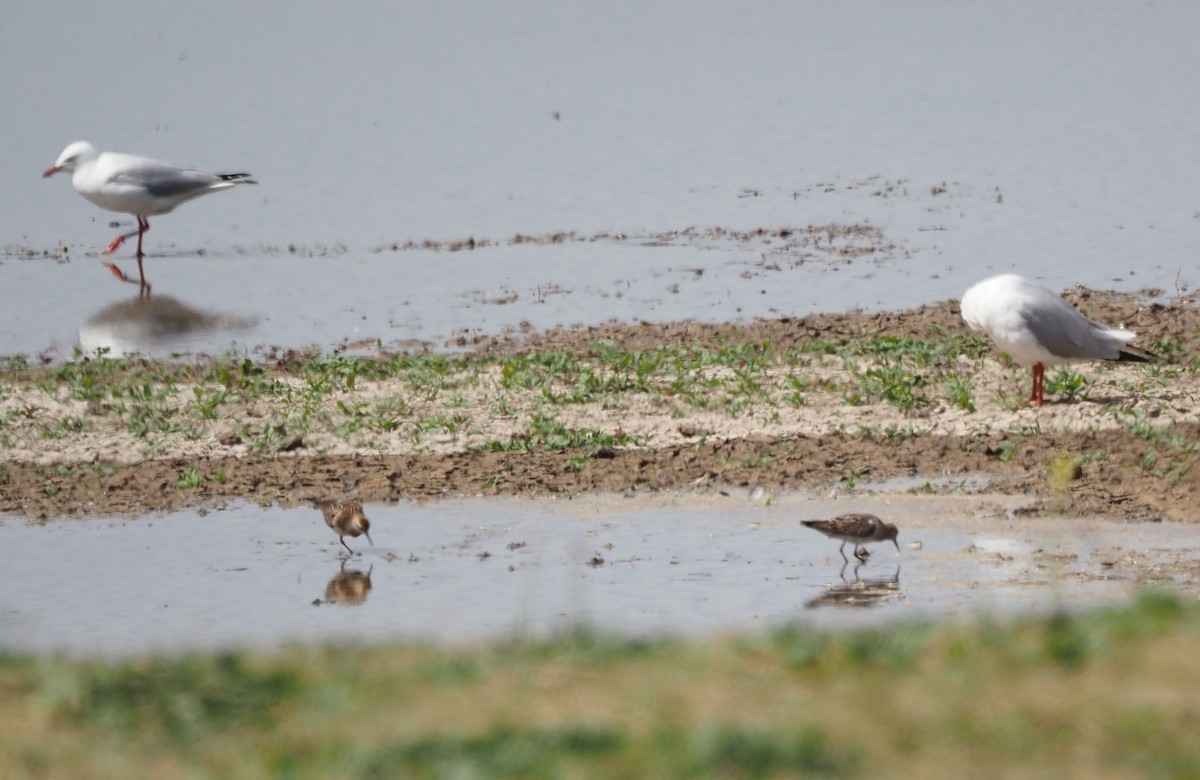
[1118,346,1156,364]
[217,172,256,184]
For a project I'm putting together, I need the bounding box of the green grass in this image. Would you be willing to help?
[1044,367,1089,401]
[176,469,204,489]
[0,324,1183,462]
[1,592,1199,778]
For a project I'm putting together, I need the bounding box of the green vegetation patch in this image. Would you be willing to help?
[1,592,1199,779]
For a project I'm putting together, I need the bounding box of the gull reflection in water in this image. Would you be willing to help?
[805,563,902,611]
[320,562,374,606]
[79,292,255,358]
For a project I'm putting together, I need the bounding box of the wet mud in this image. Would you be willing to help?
[2,288,1198,525]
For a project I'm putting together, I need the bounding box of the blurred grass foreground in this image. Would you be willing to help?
[3,590,1199,779]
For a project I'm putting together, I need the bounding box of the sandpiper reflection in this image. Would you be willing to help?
[322,562,374,606]
[805,564,902,611]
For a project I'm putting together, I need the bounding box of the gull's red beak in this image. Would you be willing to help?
[43,165,60,178]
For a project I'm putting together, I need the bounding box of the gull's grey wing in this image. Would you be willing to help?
[98,150,230,198]
[1019,286,1128,360]
[114,166,223,199]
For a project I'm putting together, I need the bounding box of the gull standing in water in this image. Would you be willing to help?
[960,274,1154,407]
[43,141,255,294]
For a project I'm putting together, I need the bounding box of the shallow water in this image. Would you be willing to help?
[2,1,1198,357]
[1,492,1194,657]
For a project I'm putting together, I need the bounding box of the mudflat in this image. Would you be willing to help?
[1,287,1196,524]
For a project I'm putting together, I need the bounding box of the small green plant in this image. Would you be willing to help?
[90,461,117,476]
[841,466,869,492]
[177,470,204,489]
[191,386,228,420]
[783,373,808,407]
[856,362,925,410]
[992,371,1028,411]
[1045,368,1088,401]
[882,423,917,439]
[943,373,975,412]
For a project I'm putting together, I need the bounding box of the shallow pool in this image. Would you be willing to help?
[1,491,1195,657]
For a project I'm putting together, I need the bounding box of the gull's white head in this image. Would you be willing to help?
[43,141,99,178]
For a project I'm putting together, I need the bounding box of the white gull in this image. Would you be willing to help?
[44,141,255,293]
[960,273,1153,406]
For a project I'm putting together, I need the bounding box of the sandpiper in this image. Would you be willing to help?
[315,498,373,554]
[324,562,374,605]
[802,514,899,561]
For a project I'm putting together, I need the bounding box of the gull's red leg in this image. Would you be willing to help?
[104,229,137,254]
[104,216,150,256]
[135,218,151,295]
[1030,363,1045,407]
[135,216,149,258]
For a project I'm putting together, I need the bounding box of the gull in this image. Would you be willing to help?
[43,141,255,293]
[802,514,899,561]
[961,274,1154,407]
